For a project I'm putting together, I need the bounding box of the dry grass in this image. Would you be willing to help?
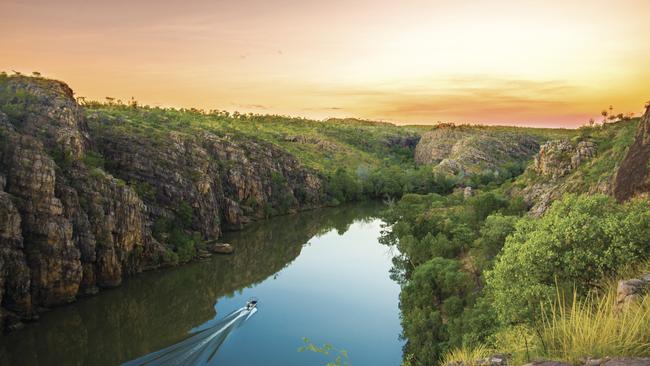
[538,286,650,364]
[441,344,493,366]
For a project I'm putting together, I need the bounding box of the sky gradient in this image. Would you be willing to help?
[2,0,649,127]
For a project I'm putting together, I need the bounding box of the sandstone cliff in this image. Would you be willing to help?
[513,115,640,216]
[613,105,650,201]
[414,125,540,175]
[0,76,325,330]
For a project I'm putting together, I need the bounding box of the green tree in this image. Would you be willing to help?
[486,194,650,325]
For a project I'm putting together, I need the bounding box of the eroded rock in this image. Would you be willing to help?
[0,76,326,330]
[616,273,650,310]
[613,105,650,201]
[532,140,596,179]
[415,125,539,175]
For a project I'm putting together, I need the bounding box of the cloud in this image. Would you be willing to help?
[296,76,587,126]
[232,103,269,110]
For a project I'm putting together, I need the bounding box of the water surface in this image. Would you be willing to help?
[0,202,403,365]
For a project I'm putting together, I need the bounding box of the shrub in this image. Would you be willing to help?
[83,150,105,169]
[486,194,650,325]
[470,214,519,272]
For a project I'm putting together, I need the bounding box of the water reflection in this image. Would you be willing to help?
[0,202,385,366]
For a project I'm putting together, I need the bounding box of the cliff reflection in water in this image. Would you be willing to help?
[0,202,384,366]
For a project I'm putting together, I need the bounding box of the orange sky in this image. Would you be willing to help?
[1,0,649,127]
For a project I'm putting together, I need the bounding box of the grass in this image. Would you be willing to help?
[489,266,650,366]
[538,287,650,364]
[441,344,494,366]
[515,118,640,194]
[84,103,421,174]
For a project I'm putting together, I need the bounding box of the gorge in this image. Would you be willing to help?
[1,74,649,365]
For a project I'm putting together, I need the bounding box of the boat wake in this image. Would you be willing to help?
[122,300,258,366]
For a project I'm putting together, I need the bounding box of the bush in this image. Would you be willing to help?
[486,194,650,325]
[83,150,105,169]
[400,258,473,364]
[470,214,519,272]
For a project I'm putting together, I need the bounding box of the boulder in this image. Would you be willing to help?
[615,273,650,310]
[207,242,234,255]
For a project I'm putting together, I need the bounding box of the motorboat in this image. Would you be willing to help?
[245,298,258,310]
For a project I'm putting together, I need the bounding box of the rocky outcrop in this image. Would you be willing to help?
[414,125,539,175]
[519,139,598,216]
[532,140,596,179]
[616,273,650,310]
[0,76,326,330]
[613,105,650,201]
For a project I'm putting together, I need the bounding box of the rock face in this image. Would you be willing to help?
[0,76,325,330]
[414,125,539,175]
[532,140,596,179]
[520,139,597,216]
[613,105,650,201]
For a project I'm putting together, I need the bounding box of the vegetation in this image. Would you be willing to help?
[487,194,650,325]
[441,344,493,366]
[298,338,351,366]
[385,190,650,365]
[537,285,650,364]
[152,201,203,263]
[2,74,647,365]
[380,115,649,365]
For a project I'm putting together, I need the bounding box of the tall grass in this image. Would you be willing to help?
[441,344,493,366]
[538,286,650,364]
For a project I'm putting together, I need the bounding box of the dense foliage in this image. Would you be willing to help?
[374,114,650,366]
[487,194,650,325]
[381,188,526,366]
[384,190,650,366]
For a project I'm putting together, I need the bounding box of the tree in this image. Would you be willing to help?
[601,110,608,124]
[486,194,650,325]
[400,257,473,363]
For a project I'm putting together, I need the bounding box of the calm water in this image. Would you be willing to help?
[0,202,403,366]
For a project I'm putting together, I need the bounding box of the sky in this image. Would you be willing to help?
[1,0,649,127]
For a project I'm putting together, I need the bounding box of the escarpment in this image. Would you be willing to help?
[518,138,599,216]
[614,105,650,201]
[414,125,540,175]
[0,76,325,330]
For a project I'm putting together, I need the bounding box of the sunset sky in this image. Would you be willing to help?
[1,0,649,127]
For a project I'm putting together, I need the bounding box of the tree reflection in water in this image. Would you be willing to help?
[0,202,384,366]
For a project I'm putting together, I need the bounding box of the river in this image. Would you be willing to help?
[0,202,403,366]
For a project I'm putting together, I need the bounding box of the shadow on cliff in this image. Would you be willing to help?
[0,201,383,366]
